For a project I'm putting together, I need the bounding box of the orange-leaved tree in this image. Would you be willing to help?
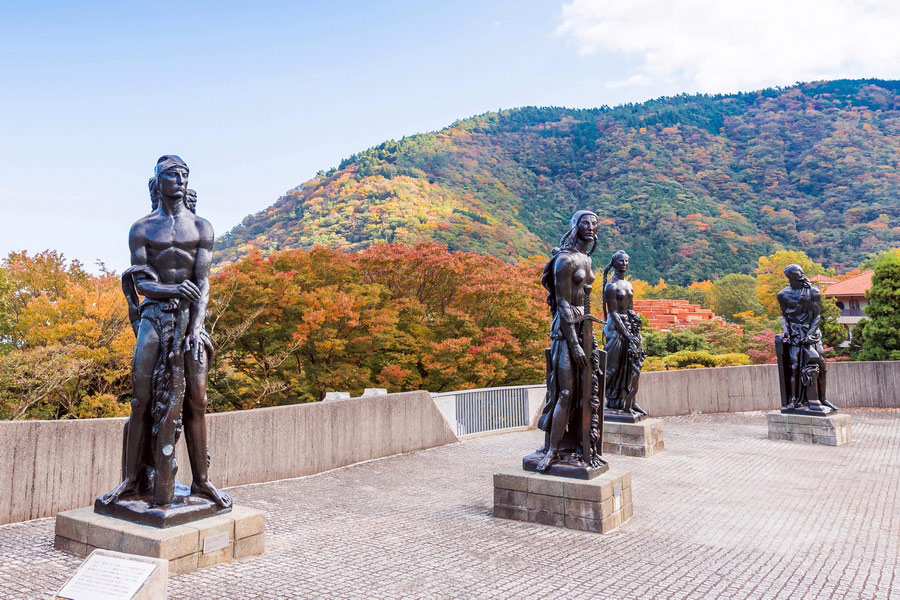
[0,251,132,419]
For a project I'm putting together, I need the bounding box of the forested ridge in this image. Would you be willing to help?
[217,79,899,285]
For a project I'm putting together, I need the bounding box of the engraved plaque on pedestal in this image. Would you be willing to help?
[56,549,166,600]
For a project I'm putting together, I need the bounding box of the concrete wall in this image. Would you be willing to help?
[635,361,900,417]
[0,391,457,526]
[2,361,898,526]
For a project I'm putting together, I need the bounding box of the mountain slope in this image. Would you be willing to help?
[216,79,899,284]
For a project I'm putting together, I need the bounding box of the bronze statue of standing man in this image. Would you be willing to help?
[524,211,607,479]
[97,155,231,526]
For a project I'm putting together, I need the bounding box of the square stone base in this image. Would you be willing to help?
[602,418,664,457]
[54,505,265,576]
[766,411,852,446]
[493,468,633,533]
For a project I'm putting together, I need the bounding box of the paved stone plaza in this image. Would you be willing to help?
[2,409,899,599]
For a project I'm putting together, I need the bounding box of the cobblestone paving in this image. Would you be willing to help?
[2,409,899,599]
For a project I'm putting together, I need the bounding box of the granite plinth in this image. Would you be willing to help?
[493,468,633,533]
[767,411,851,446]
[602,418,664,457]
[521,451,608,479]
[603,409,647,424]
[55,505,265,576]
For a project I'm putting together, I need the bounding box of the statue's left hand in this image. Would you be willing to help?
[184,330,213,364]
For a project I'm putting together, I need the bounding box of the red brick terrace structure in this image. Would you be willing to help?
[632,299,724,332]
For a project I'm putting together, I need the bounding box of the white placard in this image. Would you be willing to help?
[57,554,157,600]
[203,531,230,554]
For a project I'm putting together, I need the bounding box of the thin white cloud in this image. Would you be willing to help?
[557,0,900,93]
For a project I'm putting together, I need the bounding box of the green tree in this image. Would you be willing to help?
[712,273,764,321]
[858,250,900,360]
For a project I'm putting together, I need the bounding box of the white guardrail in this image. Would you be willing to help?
[431,385,546,437]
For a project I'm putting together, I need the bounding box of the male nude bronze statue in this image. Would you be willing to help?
[98,155,231,520]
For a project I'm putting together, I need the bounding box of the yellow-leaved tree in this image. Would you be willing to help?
[754,250,826,317]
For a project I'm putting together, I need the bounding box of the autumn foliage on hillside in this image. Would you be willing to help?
[219,80,899,285]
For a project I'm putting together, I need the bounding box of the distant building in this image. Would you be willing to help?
[822,270,874,339]
[809,274,838,287]
[632,299,726,332]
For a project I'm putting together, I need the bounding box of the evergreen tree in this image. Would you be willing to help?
[858,250,900,361]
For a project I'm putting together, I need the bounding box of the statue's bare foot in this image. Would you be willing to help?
[99,478,138,505]
[593,455,609,468]
[631,402,647,416]
[536,450,556,472]
[192,480,233,508]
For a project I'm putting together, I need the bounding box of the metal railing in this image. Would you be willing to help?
[455,387,529,435]
[431,384,545,437]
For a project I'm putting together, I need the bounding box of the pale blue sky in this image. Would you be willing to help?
[2,0,897,271]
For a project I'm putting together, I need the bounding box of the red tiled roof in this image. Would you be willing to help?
[823,270,874,297]
[809,275,838,285]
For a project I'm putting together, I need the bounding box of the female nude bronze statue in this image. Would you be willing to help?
[602,250,647,422]
[523,211,607,478]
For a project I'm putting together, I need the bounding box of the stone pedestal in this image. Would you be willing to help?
[602,418,664,457]
[766,412,851,446]
[55,505,265,576]
[493,468,633,533]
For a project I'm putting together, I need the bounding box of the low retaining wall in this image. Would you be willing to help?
[3,362,898,526]
[635,361,900,417]
[0,391,457,526]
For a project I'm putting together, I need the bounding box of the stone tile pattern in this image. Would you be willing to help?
[3,409,900,599]
[493,468,632,533]
[767,412,852,445]
[53,505,264,576]
[602,418,665,457]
